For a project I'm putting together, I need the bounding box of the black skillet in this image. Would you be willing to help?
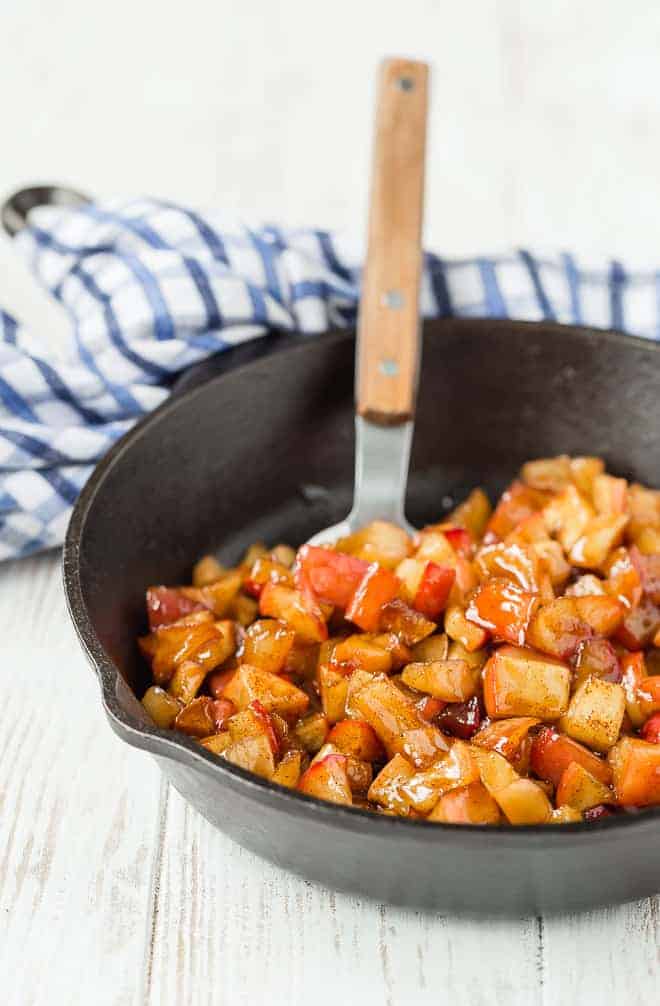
[62,317,660,916]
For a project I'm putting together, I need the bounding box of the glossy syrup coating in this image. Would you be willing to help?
[139,456,660,825]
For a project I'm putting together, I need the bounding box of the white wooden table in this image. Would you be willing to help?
[1,552,658,1005]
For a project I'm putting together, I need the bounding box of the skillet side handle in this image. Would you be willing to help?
[356,57,429,427]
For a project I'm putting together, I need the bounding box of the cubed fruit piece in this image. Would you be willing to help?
[572,638,621,686]
[319,663,350,723]
[530,540,571,588]
[417,696,447,722]
[140,621,220,684]
[243,557,294,598]
[475,542,543,593]
[283,640,319,679]
[633,527,660,554]
[332,635,392,674]
[609,736,660,806]
[239,542,268,571]
[174,696,217,737]
[638,676,660,719]
[616,597,660,649]
[550,805,583,824]
[199,733,232,755]
[142,685,182,728]
[627,483,660,539]
[449,488,493,538]
[192,555,225,587]
[348,676,422,752]
[229,593,259,627]
[574,595,624,635]
[368,754,416,813]
[414,530,457,567]
[400,741,480,813]
[471,747,520,795]
[447,639,488,670]
[559,677,625,752]
[565,574,605,598]
[223,665,309,719]
[327,720,385,761]
[620,651,648,728]
[604,547,643,609]
[530,726,612,786]
[411,633,449,663]
[435,696,482,739]
[555,762,614,811]
[472,716,540,763]
[495,779,553,825]
[270,544,296,567]
[223,732,277,779]
[207,665,237,698]
[569,456,605,497]
[486,481,549,540]
[401,660,478,702]
[146,586,205,629]
[293,711,329,753]
[543,485,594,551]
[190,620,236,675]
[641,713,660,744]
[445,604,488,652]
[346,565,401,632]
[483,645,570,720]
[371,632,413,670]
[522,455,572,493]
[271,750,303,788]
[412,562,455,620]
[428,781,502,824]
[294,545,369,608]
[298,753,353,806]
[336,520,411,569]
[466,578,539,646]
[311,743,372,795]
[592,474,629,515]
[259,583,327,643]
[379,599,437,646]
[395,557,425,603]
[630,547,660,604]
[390,724,449,769]
[569,514,629,568]
[526,596,621,661]
[194,570,243,616]
[242,618,295,674]
[168,659,207,705]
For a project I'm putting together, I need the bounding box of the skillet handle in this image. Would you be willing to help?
[356,57,429,426]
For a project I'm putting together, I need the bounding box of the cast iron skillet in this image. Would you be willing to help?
[63,317,660,916]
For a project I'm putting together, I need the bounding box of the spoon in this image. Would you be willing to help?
[308,57,429,546]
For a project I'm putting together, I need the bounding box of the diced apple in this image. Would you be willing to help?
[411,633,449,663]
[371,632,413,670]
[311,743,372,795]
[259,583,327,643]
[527,596,618,661]
[192,555,225,587]
[609,736,660,806]
[336,520,411,569]
[549,805,583,824]
[332,635,392,674]
[242,618,295,674]
[243,556,294,597]
[368,754,416,813]
[318,663,350,723]
[346,565,401,632]
[486,481,549,540]
[630,547,660,604]
[471,747,520,795]
[476,542,544,593]
[427,780,502,824]
[223,732,276,779]
[616,597,660,649]
[167,659,207,704]
[495,778,552,824]
[445,604,489,652]
[223,664,309,719]
[483,645,570,720]
[572,638,621,686]
[449,488,492,538]
[472,716,540,763]
[293,711,329,752]
[229,593,259,627]
[193,570,243,616]
[146,586,205,629]
[401,660,478,702]
[447,638,488,671]
[142,685,182,728]
[555,761,613,811]
[140,621,221,684]
[389,724,450,769]
[297,753,353,806]
[543,484,594,551]
[569,514,628,568]
[627,483,660,540]
[379,599,437,646]
[641,712,660,744]
[327,720,385,761]
[199,732,232,756]
[530,726,612,786]
[559,677,625,752]
[466,578,539,646]
[531,539,571,588]
[569,456,605,497]
[565,574,605,598]
[412,562,455,619]
[271,750,303,788]
[620,651,648,727]
[592,474,629,515]
[294,545,369,608]
[174,696,218,737]
[399,743,479,813]
[348,675,422,753]
[522,455,572,493]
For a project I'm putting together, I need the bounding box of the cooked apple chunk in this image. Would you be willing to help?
[401,659,478,702]
[559,677,625,752]
[555,762,613,811]
[483,645,570,720]
[223,665,309,719]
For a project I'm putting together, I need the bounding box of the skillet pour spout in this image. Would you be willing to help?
[64,318,660,915]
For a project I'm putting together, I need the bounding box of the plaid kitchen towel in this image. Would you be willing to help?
[0,196,659,560]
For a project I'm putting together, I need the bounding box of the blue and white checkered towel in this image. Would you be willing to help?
[1,196,659,561]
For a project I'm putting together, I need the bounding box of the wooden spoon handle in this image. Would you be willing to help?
[356,57,429,426]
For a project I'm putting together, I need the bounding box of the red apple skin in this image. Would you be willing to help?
[146,586,204,629]
[641,712,660,744]
[295,545,369,608]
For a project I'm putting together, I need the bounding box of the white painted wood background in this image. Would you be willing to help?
[2,2,660,1003]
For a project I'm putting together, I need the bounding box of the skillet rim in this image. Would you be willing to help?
[62,316,660,841]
